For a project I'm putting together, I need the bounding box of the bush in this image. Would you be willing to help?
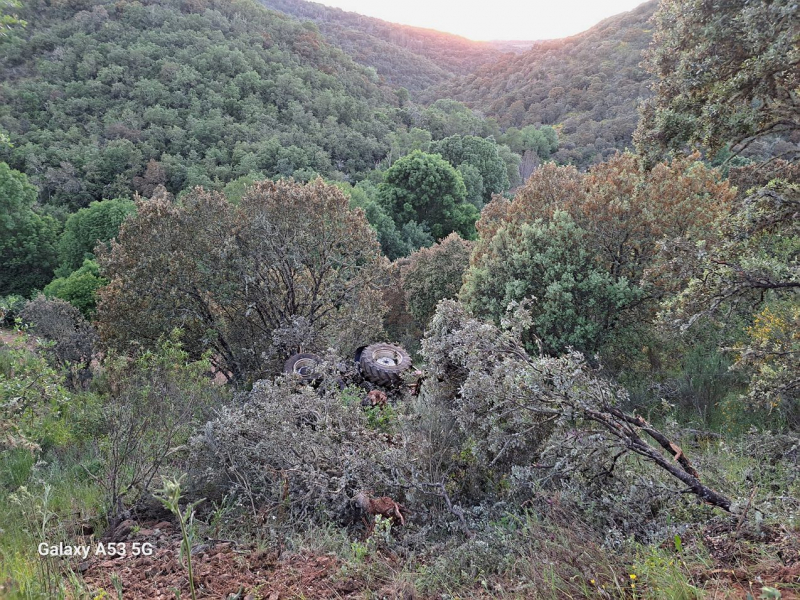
[96,334,225,515]
[43,259,106,318]
[0,341,72,452]
[20,296,96,389]
[56,198,136,275]
[402,233,473,328]
[96,179,387,384]
[461,211,642,356]
[420,300,734,517]
[189,362,407,523]
[0,294,25,327]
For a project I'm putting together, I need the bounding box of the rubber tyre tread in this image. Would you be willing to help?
[359,343,412,386]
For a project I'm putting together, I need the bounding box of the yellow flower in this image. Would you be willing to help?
[630,574,637,580]
[590,579,596,585]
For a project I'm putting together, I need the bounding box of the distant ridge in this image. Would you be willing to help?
[432,1,658,168]
[258,0,533,92]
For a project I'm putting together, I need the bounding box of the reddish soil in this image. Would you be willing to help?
[72,515,800,599]
[78,520,367,599]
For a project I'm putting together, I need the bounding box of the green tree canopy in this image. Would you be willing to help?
[431,135,510,205]
[378,150,477,241]
[0,0,405,210]
[57,198,136,276]
[0,162,59,297]
[635,0,799,163]
[96,179,386,383]
[44,259,106,318]
[340,180,433,260]
[461,211,642,356]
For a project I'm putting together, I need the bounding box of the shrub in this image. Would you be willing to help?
[19,296,96,389]
[421,300,733,514]
[188,363,406,523]
[43,259,106,318]
[96,179,387,383]
[96,334,225,516]
[0,342,72,452]
[0,294,25,326]
[461,212,642,356]
[402,233,473,328]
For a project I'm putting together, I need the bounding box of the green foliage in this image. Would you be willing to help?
[431,135,510,206]
[0,293,24,326]
[636,0,799,163]
[435,2,656,168]
[0,0,404,210]
[496,154,734,362]
[658,181,799,426]
[364,403,397,433]
[156,476,203,600]
[96,179,386,383]
[0,162,59,297]
[378,150,477,241]
[0,340,73,452]
[0,448,105,598]
[420,99,499,140]
[461,212,642,355]
[384,127,433,165]
[402,233,473,328]
[44,259,106,318]
[500,125,559,160]
[260,0,506,93]
[342,180,433,260]
[222,172,265,204]
[496,143,523,189]
[96,333,224,512]
[456,163,484,207]
[56,198,136,275]
[0,0,26,39]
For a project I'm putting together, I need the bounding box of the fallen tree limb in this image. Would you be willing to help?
[582,406,732,512]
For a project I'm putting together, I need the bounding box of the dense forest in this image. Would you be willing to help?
[258,0,525,92]
[434,1,657,167]
[0,0,798,597]
[0,0,408,212]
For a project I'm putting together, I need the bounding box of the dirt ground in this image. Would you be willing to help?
[73,514,800,599]
[78,519,369,599]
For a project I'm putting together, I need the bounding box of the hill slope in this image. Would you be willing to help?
[258,0,528,93]
[433,1,657,167]
[0,0,404,210]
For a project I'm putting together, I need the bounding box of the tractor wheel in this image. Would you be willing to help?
[283,353,322,384]
[359,343,411,387]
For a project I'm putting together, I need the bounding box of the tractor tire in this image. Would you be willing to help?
[359,343,412,387]
[283,353,322,384]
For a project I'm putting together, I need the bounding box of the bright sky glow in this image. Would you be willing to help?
[314,0,649,41]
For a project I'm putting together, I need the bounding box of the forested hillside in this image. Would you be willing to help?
[1,0,798,597]
[0,0,406,211]
[434,1,657,167]
[258,0,521,92]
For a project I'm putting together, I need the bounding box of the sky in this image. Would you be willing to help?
[314,0,649,41]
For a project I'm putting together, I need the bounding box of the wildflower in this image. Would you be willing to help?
[630,574,637,580]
